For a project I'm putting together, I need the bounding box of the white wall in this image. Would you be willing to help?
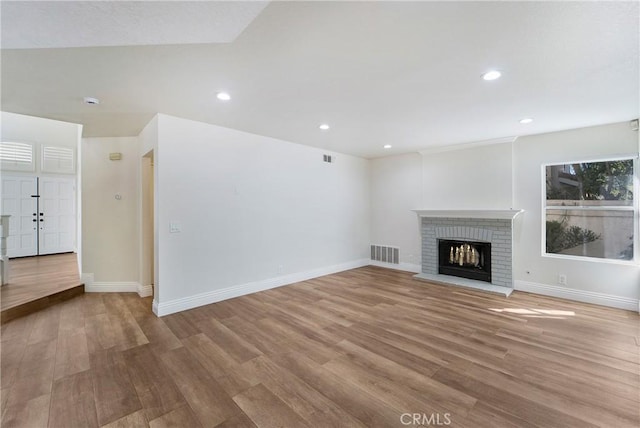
[369,121,640,309]
[153,114,370,314]
[81,137,140,284]
[370,153,422,270]
[421,142,513,209]
[1,112,79,148]
[513,122,639,303]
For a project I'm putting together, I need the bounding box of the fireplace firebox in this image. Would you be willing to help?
[438,239,491,283]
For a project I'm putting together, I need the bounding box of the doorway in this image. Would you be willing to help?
[1,175,76,257]
[141,151,155,296]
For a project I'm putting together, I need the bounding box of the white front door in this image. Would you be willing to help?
[39,177,76,255]
[0,175,38,257]
[0,175,76,257]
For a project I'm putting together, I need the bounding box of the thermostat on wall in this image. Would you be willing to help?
[109,152,122,161]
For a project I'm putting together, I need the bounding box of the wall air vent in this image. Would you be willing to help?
[371,244,399,264]
[323,154,333,163]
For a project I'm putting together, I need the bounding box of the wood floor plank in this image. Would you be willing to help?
[123,344,186,422]
[85,313,117,354]
[26,305,60,345]
[1,393,50,428]
[196,318,263,364]
[148,404,203,428]
[214,412,258,428]
[7,347,55,407]
[334,339,477,416]
[432,367,600,428]
[0,337,27,390]
[459,401,538,428]
[53,330,90,380]
[232,383,311,428]
[49,370,98,428]
[160,346,242,427]
[241,355,367,428]
[181,333,258,397]
[270,351,405,427]
[90,349,143,426]
[101,409,148,428]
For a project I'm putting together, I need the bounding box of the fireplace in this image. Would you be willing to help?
[438,239,491,283]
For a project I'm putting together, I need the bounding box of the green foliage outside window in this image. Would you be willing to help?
[546,219,600,254]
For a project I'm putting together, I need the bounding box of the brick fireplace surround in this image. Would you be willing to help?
[413,210,523,296]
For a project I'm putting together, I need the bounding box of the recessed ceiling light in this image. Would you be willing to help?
[383,144,392,149]
[216,92,231,101]
[83,96,100,105]
[482,70,502,81]
[519,118,533,124]
[319,124,330,131]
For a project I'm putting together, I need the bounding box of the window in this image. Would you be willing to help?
[0,141,35,171]
[42,146,75,174]
[544,158,635,261]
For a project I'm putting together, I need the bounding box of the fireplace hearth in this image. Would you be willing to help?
[438,239,491,283]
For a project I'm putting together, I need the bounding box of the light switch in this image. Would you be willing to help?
[169,222,181,233]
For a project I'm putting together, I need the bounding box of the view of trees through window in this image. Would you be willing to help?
[545,159,634,261]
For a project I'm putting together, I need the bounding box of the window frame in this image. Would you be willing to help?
[0,141,36,172]
[541,155,639,265]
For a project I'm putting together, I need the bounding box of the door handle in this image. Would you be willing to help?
[39,219,44,222]
[32,219,37,222]
[33,213,36,216]
[40,213,44,216]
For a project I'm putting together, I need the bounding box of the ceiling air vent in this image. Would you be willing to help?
[323,154,333,163]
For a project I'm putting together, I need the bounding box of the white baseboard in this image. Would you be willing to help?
[85,281,140,293]
[368,260,421,273]
[137,284,154,298]
[514,280,639,312]
[83,272,151,297]
[154,258,370,317]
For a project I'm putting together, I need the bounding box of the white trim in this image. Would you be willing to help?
[137,283,153,298]
[514,280,639,312]
[154,259,369,316]
[85,281,140,293]
[82,272,149,295]
[81,272,94,286]
[413,209,524,220]
[369,260,421,273]
[419,136,516,155]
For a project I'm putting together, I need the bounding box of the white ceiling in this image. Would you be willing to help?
[2,1,638,158]
[1,1,269,48]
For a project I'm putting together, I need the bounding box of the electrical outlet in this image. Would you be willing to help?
[558,274,567,285]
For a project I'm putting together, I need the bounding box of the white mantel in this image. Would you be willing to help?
[412,209,524,220]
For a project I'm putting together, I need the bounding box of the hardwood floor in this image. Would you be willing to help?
[1,266,638,427]
[1,254,83,323]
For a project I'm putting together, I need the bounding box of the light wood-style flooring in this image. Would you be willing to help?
[1,266,638,427]
[1,253,82,314]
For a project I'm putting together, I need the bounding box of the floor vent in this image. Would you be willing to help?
[371,245,399,264]
[323,154,333,163]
